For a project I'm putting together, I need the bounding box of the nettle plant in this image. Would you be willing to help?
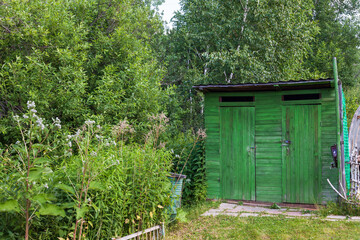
[0,101,65,240]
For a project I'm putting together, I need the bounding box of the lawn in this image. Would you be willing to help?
[167,215,360,239]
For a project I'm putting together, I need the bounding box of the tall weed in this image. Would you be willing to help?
[0,109,175,239]
[170,131,207,206]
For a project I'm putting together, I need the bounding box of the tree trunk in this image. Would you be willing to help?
[229,0,249,82]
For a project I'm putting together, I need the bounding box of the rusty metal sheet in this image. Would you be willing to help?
[349,105,360,154]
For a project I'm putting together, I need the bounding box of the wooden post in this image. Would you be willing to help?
[333,57,346,195]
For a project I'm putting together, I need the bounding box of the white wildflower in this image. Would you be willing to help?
[13,115,19,121]
[95,134,102,141]
[44,183,49,189]
[36,117,45,130]
[15,141,20,145]
[90,151,97,157]
[108,185,112,189]
[87,198,91,203]
[53,117,61,129]
[175,154,180,158]
[112,141,116,146]
[27,101,35,109]
[30,109,37,113]
[96,125,101,129]
[67,135,72,140]
[85,120,95,126]
[171,149,174,153]
[23,114,28,119]
[75,129,81,137]
[68,141,72,147]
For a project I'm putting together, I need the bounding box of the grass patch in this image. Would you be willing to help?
[168,200,221,228]
[316,201,360,217]
[167,215,360,239]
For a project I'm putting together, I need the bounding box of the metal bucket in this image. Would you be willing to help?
[168,173,186,219]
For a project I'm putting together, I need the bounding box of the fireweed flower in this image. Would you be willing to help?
[197,129,207,138]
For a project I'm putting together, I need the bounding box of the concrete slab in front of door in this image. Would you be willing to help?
[201,203,359,221]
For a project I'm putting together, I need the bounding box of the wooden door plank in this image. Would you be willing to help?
[283,105,320,204]
[220,107,255,201]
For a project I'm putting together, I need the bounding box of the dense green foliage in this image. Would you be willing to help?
[160,0,360,128]
[171,139,206,206]
[306,0,360,86]
[0,0,169,144]
[168,0,319,84]
[1,0,360,238]
[0,107,173,239]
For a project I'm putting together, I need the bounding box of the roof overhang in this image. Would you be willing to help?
[193,79,334,92]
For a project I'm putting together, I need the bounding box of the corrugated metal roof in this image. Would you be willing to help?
[193,78,334,92]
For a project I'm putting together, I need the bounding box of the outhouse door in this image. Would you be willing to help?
[282,105,321,204]
[220,107,255,200]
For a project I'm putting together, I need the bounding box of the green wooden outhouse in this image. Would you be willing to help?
[194,78,349,204]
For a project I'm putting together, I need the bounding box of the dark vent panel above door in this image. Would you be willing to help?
[219,96,255,102]
[282,93,321,101]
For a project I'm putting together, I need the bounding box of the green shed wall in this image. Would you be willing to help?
[204,88,339,203]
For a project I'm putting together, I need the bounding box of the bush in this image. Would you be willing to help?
[344,86,360,122]
[0,109,175,239]
[86,143,172,239]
